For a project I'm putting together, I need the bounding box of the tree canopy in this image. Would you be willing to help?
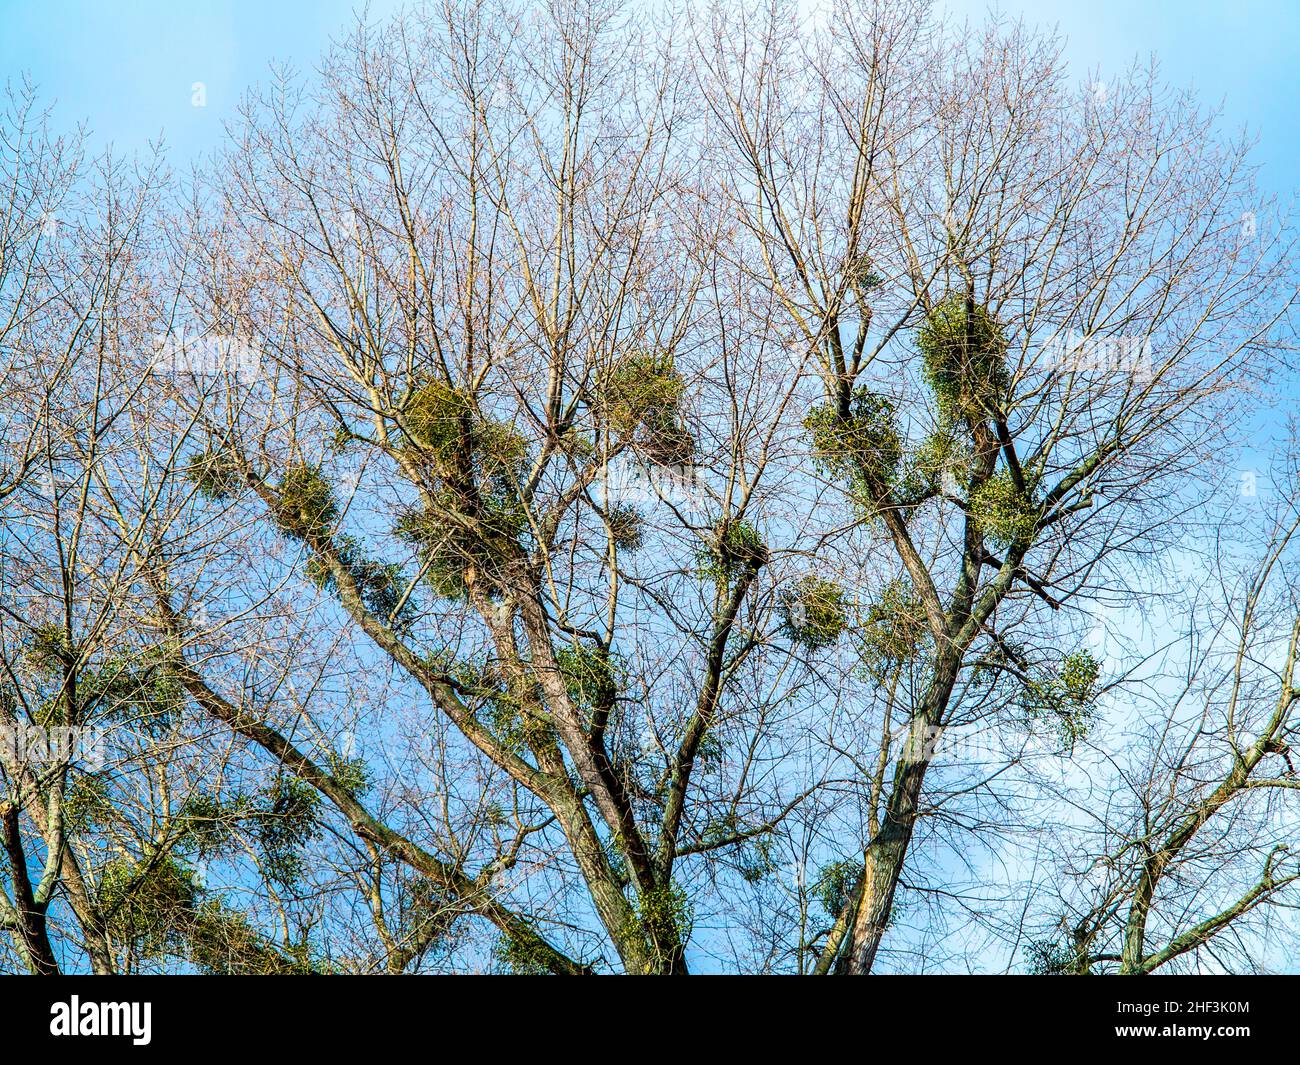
[0,0,1297,975]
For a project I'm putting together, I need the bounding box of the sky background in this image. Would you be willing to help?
[0,0,1296,205]
[3,0,1296,972]
[3,0,1279,491]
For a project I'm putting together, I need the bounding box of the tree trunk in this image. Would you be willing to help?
[840,650,961,974]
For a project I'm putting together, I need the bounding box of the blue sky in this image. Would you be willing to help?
[3,0,1296,972]
[944,0,1299,199]
[1,0,1296,203]
[7,0,1288,461]
[0,0,401,165]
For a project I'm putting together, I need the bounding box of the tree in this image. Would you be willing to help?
[696,0,1295,972]
[1,0,1296,975]
[0,81,180,974]
[1027,451,1300,974]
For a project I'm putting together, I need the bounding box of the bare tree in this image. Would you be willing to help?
[696,0,1296,972]
[1025,450,1300,974]
[2,0,1297,976]
[0,82,175,974]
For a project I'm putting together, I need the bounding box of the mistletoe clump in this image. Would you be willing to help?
[969,470,1039,548]
[1026,938,1078,976]
[735,835,780,884]
[252,776,322,888]
[394,382,531,601]
[325,752,373,799]
[805,388,902,482]
[99,854,202,960]
[188,901,321,975]
[275,461,418,624]
[185,447,244,501]
[846,252,883,289]
[63,774,114,833]
[1059,650,1102,699]
[403,379,473,460]
[556,644,617,710]
[804,388,903,503]
[814,859,864,918]
[495,931,562,975]
[599,351,684,434]
[698,518,767,591]
[26,624,72,675]
[394,484,527,601]
[1020,650,1102,748]
[695,730,724,772]
[606,503,645,552]
[306,533,412,629]
[404,379,530,482]
[274,463,338,540]
[100,848,322,972]
[860,578,929,671]
[178,793,249,857]
[598,351,695,467]
[780,576,849,649]
[917,292,1008,422]
[634,882,693,956]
